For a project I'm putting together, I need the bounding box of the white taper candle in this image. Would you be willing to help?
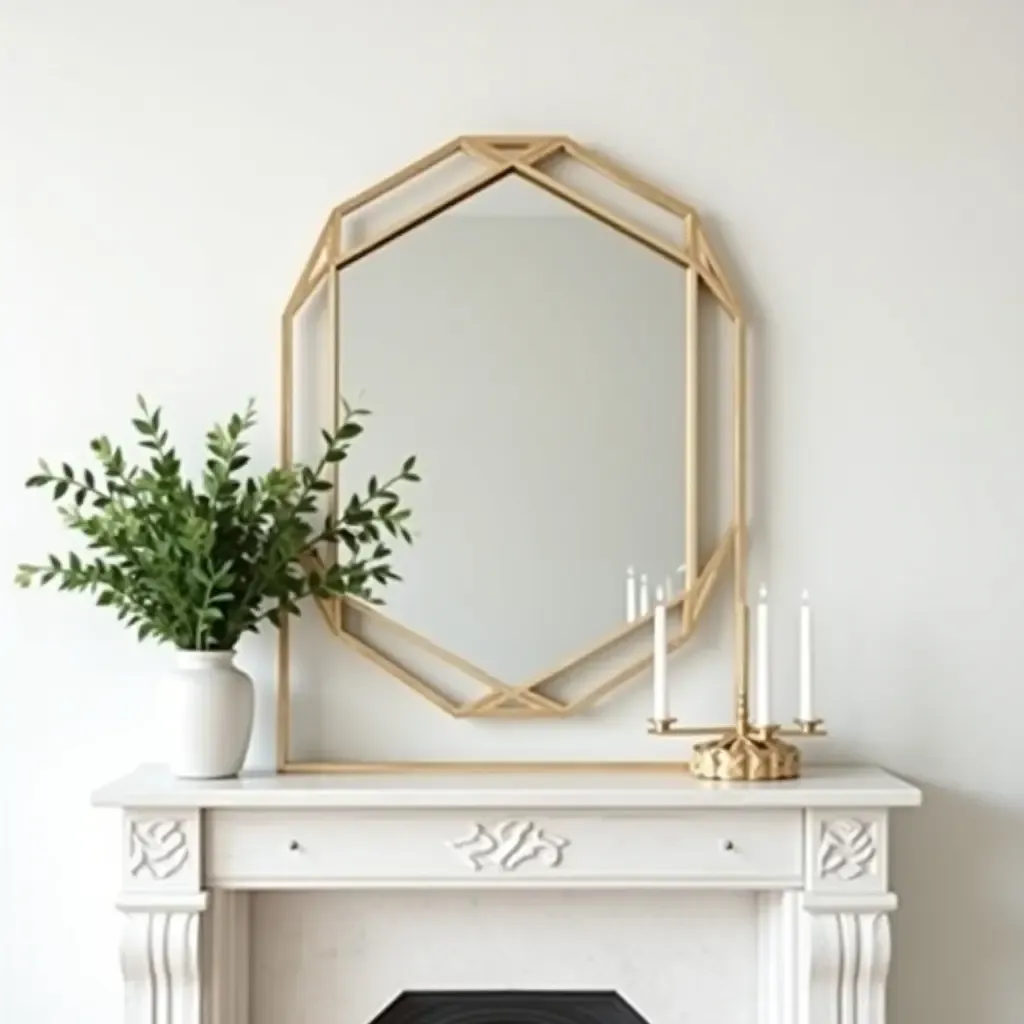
[639,574,649,618]
[626,567,637,623]
[652,586,668,721]
[755,584,770,726]
[799,590,814,720]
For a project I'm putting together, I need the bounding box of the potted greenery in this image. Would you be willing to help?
[14,395,419,779]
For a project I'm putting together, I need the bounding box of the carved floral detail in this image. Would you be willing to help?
[447,820,569,871]
[818,818,877,881]
[128,820,189,880]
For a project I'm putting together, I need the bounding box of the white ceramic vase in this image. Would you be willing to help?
[167,650,255,779]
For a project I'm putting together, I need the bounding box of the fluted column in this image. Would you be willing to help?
[800,894,894,1023]
[119,893,206,1024]
[796,807,896,1023]
[118,811,207,1024]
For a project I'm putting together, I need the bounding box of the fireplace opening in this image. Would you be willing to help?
[368,991,650,1024]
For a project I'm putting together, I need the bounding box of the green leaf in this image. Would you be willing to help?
[15,396,416,649]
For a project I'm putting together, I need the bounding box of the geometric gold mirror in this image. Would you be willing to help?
[277,135,746,772]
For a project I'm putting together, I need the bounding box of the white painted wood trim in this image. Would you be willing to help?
[119,905,203,1024]
[205,807,803,889]
[122,810,201,894]
[98,764,919,1024]
[799,892,895,1023]
[757,891,799,1024]
[807,809,889,895]
[202,890,249,1024]
[92,763,923,810]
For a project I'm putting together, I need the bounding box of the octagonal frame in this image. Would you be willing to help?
[277,135,748,772]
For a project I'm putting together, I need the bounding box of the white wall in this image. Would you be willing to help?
[1,1,1022,1021]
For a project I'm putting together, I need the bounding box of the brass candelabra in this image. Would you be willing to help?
[646,604,826,781]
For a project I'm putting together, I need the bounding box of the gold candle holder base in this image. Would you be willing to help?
[690,726,801,781]
[793,717,825,735]
[646,717,678,735]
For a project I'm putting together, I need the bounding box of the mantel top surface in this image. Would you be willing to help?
[92,763,921,810]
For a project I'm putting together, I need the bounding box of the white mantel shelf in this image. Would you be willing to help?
[93,762,919,810]
[94,762,921,1024]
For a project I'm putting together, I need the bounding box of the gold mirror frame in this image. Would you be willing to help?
[276,135,747,772]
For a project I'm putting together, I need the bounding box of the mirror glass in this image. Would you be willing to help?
[339,175,687,684]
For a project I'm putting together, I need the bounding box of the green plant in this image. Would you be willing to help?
[14,396,420,650]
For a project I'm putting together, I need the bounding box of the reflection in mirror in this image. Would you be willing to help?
[339,175,686,684]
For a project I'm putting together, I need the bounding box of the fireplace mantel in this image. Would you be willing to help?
[93,763,920,1024]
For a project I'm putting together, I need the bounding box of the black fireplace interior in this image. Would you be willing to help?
[368,991,650,1024]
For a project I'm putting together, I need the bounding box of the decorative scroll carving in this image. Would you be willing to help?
[447,820,569,871]
[804,909,892,1023]
[120,909,201,1023]
[818,818,877,881]
[129,820,189,880]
